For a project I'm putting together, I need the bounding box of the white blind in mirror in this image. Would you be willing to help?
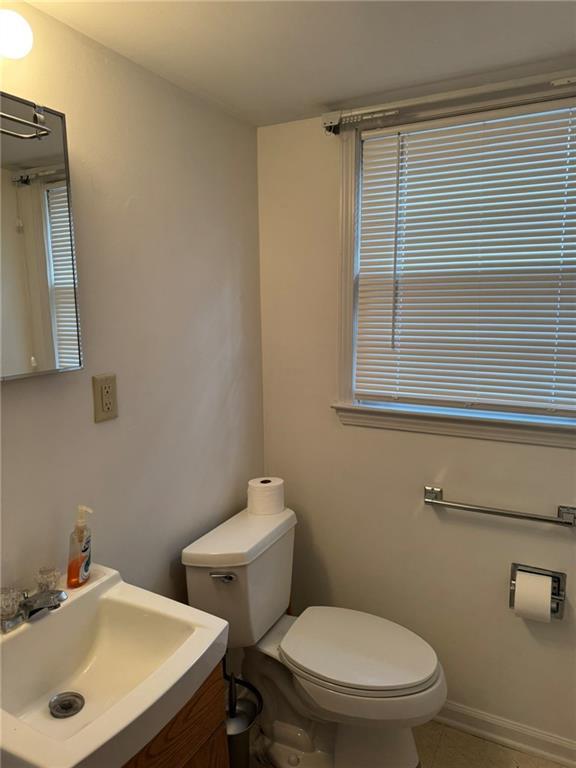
[355,103,576,418]
[46,183,80,368]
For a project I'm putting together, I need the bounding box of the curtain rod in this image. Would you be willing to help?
[322,69,576,134]
[12,165,65,185]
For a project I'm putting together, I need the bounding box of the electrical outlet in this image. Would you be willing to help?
[92,374,118,423]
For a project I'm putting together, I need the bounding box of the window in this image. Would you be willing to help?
[44,181,80,368]
[342,100,576,441]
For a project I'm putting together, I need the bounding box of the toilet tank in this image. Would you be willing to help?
[182,508,297,648]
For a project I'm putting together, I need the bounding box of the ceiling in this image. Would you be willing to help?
[31,1,576,126]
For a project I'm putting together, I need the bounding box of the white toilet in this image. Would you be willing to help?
[182,506,447,768]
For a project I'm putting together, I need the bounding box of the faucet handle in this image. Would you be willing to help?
[36,567,61,592]
[0,587,21,619]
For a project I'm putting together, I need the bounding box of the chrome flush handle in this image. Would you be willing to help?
[209,572,237,584]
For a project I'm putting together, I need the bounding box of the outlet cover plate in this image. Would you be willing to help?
[92,374,118,423]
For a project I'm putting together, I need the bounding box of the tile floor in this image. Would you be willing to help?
[251,722,567,768]
[414,722,565,768]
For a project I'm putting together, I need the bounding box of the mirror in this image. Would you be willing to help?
[1,92,81,380]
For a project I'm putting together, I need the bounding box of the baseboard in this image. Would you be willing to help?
[436,701,576,767]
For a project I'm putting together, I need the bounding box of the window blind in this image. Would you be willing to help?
[45,183,80,368]
[355,103,576,419]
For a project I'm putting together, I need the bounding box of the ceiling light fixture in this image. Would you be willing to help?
[0,10,33,59]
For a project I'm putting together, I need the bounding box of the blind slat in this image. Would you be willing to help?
[46,184,80,368]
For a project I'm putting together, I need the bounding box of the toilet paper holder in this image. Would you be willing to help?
[509,563,567,620]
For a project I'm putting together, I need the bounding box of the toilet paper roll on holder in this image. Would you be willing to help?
[509,563,567,620]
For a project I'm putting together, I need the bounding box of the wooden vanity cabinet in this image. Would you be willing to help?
[123,665,229,768]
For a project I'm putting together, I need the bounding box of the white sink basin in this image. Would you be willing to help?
[1,565,228,768]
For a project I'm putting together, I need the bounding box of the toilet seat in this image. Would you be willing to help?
[279,606,439,698]
[282,655,441,698]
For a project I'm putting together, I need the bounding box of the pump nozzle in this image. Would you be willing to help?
[76,505,93,527]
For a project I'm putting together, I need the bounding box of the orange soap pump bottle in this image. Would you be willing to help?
[67,505,93,588]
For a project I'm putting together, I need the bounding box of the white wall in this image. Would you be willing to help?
[1,5,263,599]
[258,118,576,743]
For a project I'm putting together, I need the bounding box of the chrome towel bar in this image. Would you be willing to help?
[0,108,51,140]
[424,486,576,528]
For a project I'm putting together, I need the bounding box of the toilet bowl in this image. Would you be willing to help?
[244,609,446,767]
[182,501,447,768]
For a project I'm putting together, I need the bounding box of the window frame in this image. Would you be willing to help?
[334,101,576,449]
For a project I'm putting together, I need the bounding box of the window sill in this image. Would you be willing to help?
[332,402,576,449]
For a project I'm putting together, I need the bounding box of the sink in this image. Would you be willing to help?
[0,565,228,768]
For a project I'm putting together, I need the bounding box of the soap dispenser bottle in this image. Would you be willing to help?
[67,505,93,588]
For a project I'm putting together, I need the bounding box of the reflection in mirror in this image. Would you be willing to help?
[1,92,81,379]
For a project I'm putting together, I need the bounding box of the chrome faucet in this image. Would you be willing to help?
[0,589,68,634]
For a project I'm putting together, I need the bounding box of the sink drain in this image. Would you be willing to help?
[49,691,85,718]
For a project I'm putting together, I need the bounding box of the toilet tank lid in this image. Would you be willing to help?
[182,508,297,567]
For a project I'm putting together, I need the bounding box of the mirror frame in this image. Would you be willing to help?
[1,91,82,381]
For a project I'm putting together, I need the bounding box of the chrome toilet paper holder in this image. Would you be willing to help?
[509,563,567,620]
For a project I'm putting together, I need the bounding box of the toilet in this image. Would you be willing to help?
[182,506,447,768]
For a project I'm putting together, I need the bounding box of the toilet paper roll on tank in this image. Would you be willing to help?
[247,477,285,515]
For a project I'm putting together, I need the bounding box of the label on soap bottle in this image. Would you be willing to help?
[79,535,91,583]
